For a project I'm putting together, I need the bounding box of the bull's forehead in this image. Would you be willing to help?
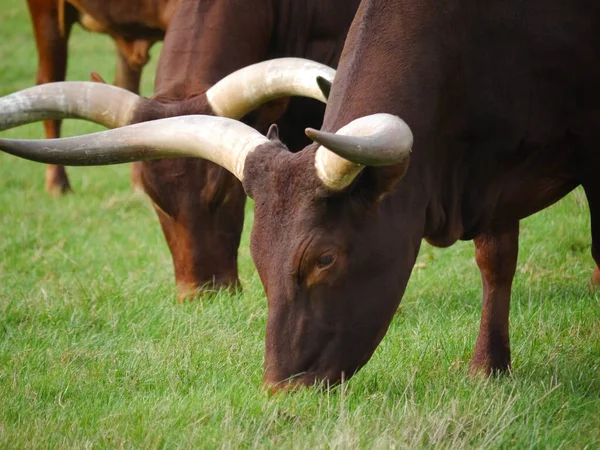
[245,144,347,272]
[252,170,326,255]
[271,147,323,195]
[245,142,327,207]
[258,155,342,233]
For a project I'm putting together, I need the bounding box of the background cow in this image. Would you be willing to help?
[131,0,360,298]
[2,0,598,390]
[27,0,179,194]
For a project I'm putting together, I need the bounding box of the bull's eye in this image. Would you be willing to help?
[316,253,336,270]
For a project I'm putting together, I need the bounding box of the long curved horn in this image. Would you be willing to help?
[0,116,268,181]
[0,82,147,131]
[0,58,334,133]
[306,114,413,191]
[205,58,335,118]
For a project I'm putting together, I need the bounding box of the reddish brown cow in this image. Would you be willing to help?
[27,0,179,194]
[12,0,361,299]
[132,0,360,298]
[4,0,599,390]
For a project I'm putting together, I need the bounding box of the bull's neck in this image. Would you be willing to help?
[270,0,359,65]
[152,0,274,102]
[152,0,357,104]
[322,0,473,247]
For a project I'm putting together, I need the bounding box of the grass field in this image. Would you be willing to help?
[1,1,600,448]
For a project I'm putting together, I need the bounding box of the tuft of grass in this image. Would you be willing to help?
[1,0,600,447]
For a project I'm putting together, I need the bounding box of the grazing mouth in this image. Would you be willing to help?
[263,364,347,393]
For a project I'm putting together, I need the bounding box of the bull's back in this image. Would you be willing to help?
[67,0,178,37]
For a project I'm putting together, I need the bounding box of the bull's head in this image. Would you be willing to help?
[0,109,414,388]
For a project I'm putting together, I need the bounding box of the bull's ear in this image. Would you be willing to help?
[90,72,107,84]
[241,141,289,200]
[316,76,332,100]
[353,161,410,204]
[266,123,280,141]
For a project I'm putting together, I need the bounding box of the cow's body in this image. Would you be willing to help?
[26,0,178,193]
[251,0,600,385]
[131,0,600,383]
[132,0,360,298]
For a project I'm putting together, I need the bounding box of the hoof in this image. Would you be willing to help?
[468,357,511,377]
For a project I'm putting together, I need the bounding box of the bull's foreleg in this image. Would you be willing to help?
[113,40,147,193]
[592,265,600,286]
[469,221,519,375]
[583,185,600,287]
[114,45,143,94]
[586,185,600,287]
[26,0,75,195]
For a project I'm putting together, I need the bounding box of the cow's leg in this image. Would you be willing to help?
[26,0,76,195]
[581,183,600,288]
[469,221,519,375]
[592,265,600,286]
[114,46,143,93]
[584,187,600,286]
[589,188,600,286]
[113,40,148,193]
[115,48,144,192]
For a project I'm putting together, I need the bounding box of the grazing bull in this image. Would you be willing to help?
[26,0,179,194]
[3,0,599,389]
[13,0,360,298]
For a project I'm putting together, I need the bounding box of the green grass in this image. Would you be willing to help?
[1,0,600,447]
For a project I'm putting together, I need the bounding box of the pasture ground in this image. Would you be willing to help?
[1,1,599,447]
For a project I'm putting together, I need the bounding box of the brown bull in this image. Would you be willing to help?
[3,0,599,389]
[132,0,360,298]
[27,0,179,194]
[17,0,361,299]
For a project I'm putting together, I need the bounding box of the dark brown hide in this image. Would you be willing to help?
[26,0,178,194]
[237,0,600,388]
[132,0,360,299]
